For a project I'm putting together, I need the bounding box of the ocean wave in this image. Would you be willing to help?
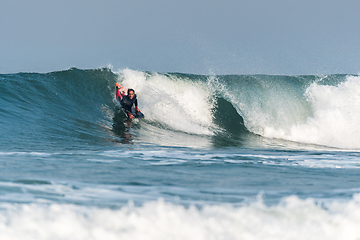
[1,67,359,149]
[261,75,360,148]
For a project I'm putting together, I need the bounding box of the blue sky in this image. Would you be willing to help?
[1,0,360,75]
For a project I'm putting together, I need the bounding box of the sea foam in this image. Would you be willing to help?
[1,195,360,240]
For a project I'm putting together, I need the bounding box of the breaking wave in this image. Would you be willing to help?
[1,67,359,149]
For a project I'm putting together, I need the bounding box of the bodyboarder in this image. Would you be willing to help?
[116,83,144,119]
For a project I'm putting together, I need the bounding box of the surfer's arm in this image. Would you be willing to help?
[116,84,125,100]
[116,88,121,100]
[134,99,141,112]
[123,108,135,119]
[126,111,135,119]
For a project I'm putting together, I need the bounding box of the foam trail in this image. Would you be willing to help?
[1,195,360,240]
[117,69,216,135]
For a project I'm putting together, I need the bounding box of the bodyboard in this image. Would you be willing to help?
[121,107,144,119]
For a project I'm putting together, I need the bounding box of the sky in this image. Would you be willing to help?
[1,0,360,75]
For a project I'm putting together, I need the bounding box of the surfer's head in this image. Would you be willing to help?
[128,89,135,99]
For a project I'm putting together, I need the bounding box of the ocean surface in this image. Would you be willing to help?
[1,67,360,239]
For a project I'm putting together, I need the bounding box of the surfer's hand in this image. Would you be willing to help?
[129,114,135,120]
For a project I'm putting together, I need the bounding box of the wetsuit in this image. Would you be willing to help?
[121,95,139,117]
[116,87,140,118]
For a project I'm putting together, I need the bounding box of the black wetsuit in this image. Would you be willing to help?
[121,94,138,116]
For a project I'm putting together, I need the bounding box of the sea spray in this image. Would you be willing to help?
[117,69,217,135]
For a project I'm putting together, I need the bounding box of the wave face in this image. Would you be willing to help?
[0,68,117,150]
[1,68,359,149]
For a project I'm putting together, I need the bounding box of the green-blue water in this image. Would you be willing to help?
[1,68,360,239]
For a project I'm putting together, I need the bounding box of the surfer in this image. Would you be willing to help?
[116,83,143,119]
